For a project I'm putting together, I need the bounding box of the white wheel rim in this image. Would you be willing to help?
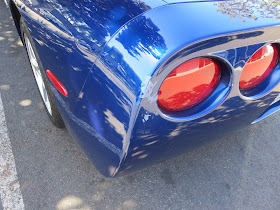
[24,35,52,115]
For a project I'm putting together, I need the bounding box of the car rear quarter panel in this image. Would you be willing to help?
[9,0,280,176]
[9,0,166,176]
[74,1,280,176]
[10,0,165,109]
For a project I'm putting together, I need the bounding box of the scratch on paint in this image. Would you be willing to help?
[142,114,151,123]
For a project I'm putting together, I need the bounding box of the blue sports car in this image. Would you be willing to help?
[4,0,280,177]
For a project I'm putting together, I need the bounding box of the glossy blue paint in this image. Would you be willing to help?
[7,0,280,176]
[11,0,165,109]
[74,2,280,176]
[252,96,280,124]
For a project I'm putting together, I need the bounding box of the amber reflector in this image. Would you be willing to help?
[157,58,221,112]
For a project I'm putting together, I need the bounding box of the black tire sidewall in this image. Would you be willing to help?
[20,18,65,128]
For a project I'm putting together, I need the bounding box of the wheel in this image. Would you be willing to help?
[20,18,65,128]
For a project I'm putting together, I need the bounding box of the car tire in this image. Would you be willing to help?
[20,18,65,128]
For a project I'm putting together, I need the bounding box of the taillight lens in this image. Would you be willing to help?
[239,44,279,90]
[157,58,221,112]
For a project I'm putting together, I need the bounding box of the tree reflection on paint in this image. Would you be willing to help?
[215,0,280,22]
[116,16,167,59]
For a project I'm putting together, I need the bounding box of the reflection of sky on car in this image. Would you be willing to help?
[23,0,162,56]
[105,0,280,82]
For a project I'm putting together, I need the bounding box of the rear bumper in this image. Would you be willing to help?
[252,94,280,124]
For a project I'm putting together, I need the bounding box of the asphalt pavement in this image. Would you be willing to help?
[1,1,280,209]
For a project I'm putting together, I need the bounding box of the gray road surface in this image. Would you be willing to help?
[1,1,280,209]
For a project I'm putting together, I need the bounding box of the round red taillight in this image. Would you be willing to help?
[239,44,279,90]
[157,58,221,112]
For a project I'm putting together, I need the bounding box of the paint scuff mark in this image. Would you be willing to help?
[142,114,151,123]
[140,76,157,103]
